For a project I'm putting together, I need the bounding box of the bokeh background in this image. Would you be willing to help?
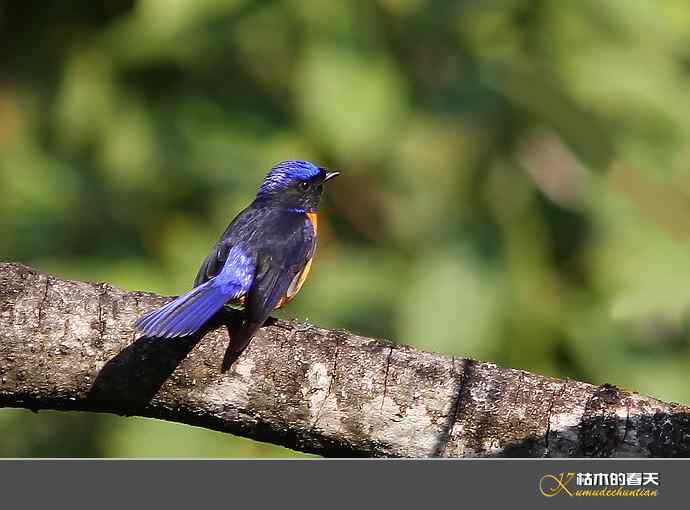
[3,0,690,457]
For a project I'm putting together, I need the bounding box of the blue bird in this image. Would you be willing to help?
[135,160,339,369]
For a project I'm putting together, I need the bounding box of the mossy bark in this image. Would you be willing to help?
[1,263,689,457]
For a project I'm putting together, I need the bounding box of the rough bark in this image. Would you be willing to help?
[1,262,689,457]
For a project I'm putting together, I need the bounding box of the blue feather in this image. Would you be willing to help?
[135,244,254,338]
[257,160,321,197]
[135,281,228,338]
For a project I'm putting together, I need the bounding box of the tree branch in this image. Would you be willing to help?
[1,262,689,457]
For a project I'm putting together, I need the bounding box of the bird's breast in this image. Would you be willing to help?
[306,212,318,236]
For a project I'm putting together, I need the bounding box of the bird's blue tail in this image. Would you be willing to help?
[135,280,229,338]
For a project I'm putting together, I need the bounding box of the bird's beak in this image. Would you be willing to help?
[324,171,340,182]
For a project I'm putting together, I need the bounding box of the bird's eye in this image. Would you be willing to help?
[300,181,311,191]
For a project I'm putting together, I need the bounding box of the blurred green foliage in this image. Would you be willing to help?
[2,0,690,457]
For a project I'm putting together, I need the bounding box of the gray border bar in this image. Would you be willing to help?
[0,459,680,508]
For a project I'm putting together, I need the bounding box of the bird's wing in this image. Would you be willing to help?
[194,208,253,287]
[194,238,234,287]
[221,216,315,368]
[136,243,254,338]
[247,217,315,322]
[281,215,318,304]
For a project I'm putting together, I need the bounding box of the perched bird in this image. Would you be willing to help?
[135,160,339,369]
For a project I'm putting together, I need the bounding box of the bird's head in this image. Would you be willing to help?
[255,160,340,212]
